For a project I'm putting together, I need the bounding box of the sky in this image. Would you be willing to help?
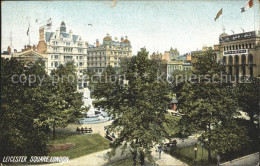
[1,0,259,55]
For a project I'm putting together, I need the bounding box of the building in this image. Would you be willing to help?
[1,45,47,68]
[1,46,12,60]
[87,34,132,73]
[219,31,260,77]
[191,45,220,67]
[37,21,88,74]
[167,54,191,78]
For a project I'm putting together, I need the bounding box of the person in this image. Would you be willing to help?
[81,127,84,133]
[76,127,80,134]
[158,145,163,159]
[111,133,115,138]
[216,154,221,166]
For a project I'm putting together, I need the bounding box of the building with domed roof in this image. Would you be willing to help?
[37,21,88,75]
[87,34,132,73]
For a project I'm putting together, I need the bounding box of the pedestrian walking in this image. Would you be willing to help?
[158,145,163,159]
[216,154,221,166]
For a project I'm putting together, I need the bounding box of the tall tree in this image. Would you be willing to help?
[46,62,84,138]
[235,77,259,124]
[176,49,249,161]
[92,48,171,165]
[0,58,49,158]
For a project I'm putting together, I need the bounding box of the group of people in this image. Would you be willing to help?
[76,127,93,134]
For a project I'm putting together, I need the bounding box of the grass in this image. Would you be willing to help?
[48,133,110,159]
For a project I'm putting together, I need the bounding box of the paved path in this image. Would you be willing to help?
[152,148,188,166]
[39,147,187,166]
[221,152,259,166]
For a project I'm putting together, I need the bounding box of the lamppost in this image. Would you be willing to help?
[201,142,204,159]
[194,143,198,159]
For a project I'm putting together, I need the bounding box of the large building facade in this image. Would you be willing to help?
[219,31,260,77]
[37,21,88,74]
[87,34,132,73]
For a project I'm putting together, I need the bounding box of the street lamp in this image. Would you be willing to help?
[201,142,204,159]
[194,143,198,159]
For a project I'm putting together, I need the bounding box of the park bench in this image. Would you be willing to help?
[76,127,93,134]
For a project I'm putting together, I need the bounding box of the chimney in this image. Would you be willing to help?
[85,42,89,47]
[33,45,36,51]
[69,30,73,39]
[7,46,11,55]
[56,28,60,38]
[121,36,124,42]
[14,49,17,53]
[27,45,32,50]
[96,39,100,47]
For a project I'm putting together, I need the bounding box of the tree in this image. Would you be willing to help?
[176,49,249,161]
[92,48,171,165]
[235,77,259,124]
[46,62,84,139]
[0,58,49,158]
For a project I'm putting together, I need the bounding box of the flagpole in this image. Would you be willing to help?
[29,23,31,46]
[222,9,224,32]
[254,0,255,31]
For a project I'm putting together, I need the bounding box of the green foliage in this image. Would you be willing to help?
[92,48,171,165]
[235,77,259,123]
[0,58,48,157]
[0,58,84,158]
[176,49,250,160]
[45,62,84,138]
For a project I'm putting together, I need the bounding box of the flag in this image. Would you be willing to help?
[241,0,253,12]
[27,27,29,36]
[215,8,222,21]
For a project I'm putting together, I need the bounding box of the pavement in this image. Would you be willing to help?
[38,147,187,166]
[37,121,189,166]
[221,152,259,166]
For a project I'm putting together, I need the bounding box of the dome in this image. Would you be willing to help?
[103,36,112,41]
[61,21,66,26]
[124,39,130,43]
[60,21,66,32]
[219,32,228,38]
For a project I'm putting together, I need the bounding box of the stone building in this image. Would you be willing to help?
[167,54,191,78]
[1,45,47,68]
[87,34,132,73]
[219,31,260,77]
[191,45,220,67]
[37,21,88,74]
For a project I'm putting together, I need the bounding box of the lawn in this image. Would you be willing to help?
[48,134,110,159]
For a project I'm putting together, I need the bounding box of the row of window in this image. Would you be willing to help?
[87,51,129,55]
[223,54,253,65]
[88,63,119,67]
[228,66,253,77]
[224,43,255,51]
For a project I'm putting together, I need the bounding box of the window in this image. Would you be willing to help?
[55,62,59,67]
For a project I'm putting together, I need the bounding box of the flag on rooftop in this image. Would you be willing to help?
[215,8,222,21]
[241,0,253,12]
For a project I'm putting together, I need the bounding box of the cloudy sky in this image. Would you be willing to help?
[1,0,259,55]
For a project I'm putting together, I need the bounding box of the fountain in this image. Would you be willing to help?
[78,88,110,124]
